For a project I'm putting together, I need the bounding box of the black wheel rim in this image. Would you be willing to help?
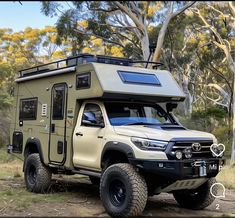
[28,165,37,185]
[109,179,126,207]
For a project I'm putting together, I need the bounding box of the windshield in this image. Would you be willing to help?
[104,102,175,126]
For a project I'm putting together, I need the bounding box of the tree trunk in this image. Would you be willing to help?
[152,16,172,62]
[228,55,235,162]
[140,30,150,61]
[182,74,193,116]
[221,48,235,162]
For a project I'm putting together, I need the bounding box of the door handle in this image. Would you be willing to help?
[97,136,103,139]
[76,132,83,136]
[51,124,55,133]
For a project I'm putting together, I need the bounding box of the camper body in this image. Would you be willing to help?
[9,54,224,217]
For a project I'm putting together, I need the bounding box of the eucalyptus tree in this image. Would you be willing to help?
[41,1,195,61]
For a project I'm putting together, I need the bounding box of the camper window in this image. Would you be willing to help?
[52,84,66,120]
[76,72,91,89]
[19,98,38,120]
[118,71,161,86]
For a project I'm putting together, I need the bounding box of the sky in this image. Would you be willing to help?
[0,1,58,31]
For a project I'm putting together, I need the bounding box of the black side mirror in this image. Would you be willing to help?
[166,103,178,113]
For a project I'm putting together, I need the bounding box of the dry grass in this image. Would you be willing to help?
[0,160,23,180]
[217,165,235,189]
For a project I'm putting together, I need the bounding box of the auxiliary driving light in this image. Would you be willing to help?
[175,150,183,160]
[183,148,192,159]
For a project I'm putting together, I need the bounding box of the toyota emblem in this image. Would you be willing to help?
[192,143,201,151]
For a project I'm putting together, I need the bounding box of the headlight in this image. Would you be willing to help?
[183,148,192,159]
[175,150,183,160]
[131,137,168,151]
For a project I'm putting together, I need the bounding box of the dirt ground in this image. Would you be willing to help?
[0,176,235,217]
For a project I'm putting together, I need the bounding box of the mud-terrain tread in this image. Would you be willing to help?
[100,163,148,217]
[173,177,216,210]
[24,153,52,193]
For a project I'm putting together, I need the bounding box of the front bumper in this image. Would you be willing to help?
[129,158,225,179]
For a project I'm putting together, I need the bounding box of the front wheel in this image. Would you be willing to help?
[100,163,148,217]
[24,153,52,193]
[173,178,217,210]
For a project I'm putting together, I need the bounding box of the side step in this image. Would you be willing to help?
[72,168,101,178]
[48,163,101,178]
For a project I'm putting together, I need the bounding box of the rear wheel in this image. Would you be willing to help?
[173,178,216,210]
[24,153,52,193]
[100,163,148,217]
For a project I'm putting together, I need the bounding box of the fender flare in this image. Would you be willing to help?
[101,141,135,162]
[24,138,44,164]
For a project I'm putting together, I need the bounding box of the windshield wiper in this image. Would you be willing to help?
[124,122,157,126]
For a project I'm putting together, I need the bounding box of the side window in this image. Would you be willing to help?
[76,72,91,89]
[19,98,37,120]
[52,84,66,120]
[82,103,104,126]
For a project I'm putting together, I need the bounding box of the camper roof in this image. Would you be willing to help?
[15,54,185,102]
[18,53,163,78]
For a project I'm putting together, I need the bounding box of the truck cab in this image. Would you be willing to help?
[9,54,224,217]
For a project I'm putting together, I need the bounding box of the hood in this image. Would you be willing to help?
[113,125,215,142]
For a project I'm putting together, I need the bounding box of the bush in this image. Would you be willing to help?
[212,126,232,157]
[0,110,11,148]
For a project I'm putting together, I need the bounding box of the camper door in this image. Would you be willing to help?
[49,83,68,164]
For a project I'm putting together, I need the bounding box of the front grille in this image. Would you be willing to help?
[170,141,213,159]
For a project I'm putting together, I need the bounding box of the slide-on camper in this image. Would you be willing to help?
[9,54,224,217]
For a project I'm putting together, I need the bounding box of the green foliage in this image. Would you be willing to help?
[0,91,13,110]
[0,149,15,163]
[192,107,227,119]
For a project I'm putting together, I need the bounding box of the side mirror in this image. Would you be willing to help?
[166,103,178,113]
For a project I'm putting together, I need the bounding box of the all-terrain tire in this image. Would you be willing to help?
[89,176,100,185]
[24,153,52,193]
[173,177,217,210]
[100,163,148,217]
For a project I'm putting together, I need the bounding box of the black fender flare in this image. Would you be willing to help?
[24,138,44,164]
[101,141,135,163]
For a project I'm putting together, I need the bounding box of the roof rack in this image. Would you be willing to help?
[19,53,163,78]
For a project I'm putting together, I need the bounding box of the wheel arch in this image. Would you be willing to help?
[24,138,44,165]
[101,141,135,169]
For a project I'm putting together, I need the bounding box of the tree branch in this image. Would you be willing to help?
[113,1,145,34]
[208,4,235,22]
[229,1,235,17]
[73,29,124,48]
[193,8,225,45]
[113,31,141,50]
[172,1,196,18]
[145,1,150,18]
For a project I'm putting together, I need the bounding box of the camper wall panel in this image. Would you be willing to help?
[19,98,38,120]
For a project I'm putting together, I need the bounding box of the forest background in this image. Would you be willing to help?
[0,1,234,162]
